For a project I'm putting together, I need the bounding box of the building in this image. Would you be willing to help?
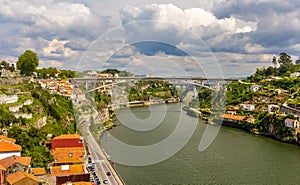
[52,147,85,166]
[0,94,18,105]
[52,134,84,150]
[0,155,31,175]
[240,104,255,111]
[222,114,246,123]
[285,118,300,129]
[268,104,280,114]
[0,164,6,185]
[51,164,90,185]
[31,168,46,176]
[0,140,21,160]
[62,182,92,185]
[250,85,260,92]
[6,171,38,185]
[280,104,300,119]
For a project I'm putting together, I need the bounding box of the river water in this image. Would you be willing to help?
[100,103,300,185]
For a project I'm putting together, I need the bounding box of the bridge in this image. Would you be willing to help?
[69,76,237,102]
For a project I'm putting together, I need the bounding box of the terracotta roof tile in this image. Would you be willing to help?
[286,118,297,122]
[0,135,16,143]
[32,168,46,175]
[0,140,21,153]
[62,182,92,185]
[0,155,31,169]
[51,164,85,176]
[52,147,84,162]
[222,114,246,121]
[0,163,6,170]
[7,171,38,184]
[53,134,82,140]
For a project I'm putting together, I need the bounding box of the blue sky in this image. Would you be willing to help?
[0,0,300,77]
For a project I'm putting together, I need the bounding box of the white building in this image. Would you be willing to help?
[0,140,21,160]
[285,118,300,129]
[0,94,18,104]
[268,104,280,114]
[240,104,255,111]
[9,104,23,113]
[14,113,32,119]
[250,85,260,92]
[290,72,300,78]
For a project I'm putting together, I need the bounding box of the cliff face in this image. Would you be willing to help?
[0,77,31,85]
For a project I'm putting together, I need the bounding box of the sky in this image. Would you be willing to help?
[0,0,300,77]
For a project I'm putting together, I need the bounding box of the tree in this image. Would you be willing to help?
[17,50,39,75]
[272,56,277,68]
[278,52,292,73]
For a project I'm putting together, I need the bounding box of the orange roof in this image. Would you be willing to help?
[51,164,86,176]
[7,172,38,184]
[222,114,246,121]
[32,168,46,175]
[52,147,84,160]
[0,163,6,170]
[0,140,21,153]
[62,182,92,185]
[0,135,16,143]
[0,155,31,169]
[53,134,82,140]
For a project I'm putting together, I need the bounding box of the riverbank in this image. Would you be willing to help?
[185,107,300,146]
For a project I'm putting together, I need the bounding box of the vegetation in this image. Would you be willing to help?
[17,50,39,75]
[8,126,53,168]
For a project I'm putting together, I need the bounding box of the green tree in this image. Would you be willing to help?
[17,50,39,75]
[278,52,292,73]
[272,56,277,68]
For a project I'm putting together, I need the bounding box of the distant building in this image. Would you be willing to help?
[268,104,280,114]
[240,104,255,111]
[290,72,300,78]
[250,85,260,92]
[274,89,281,95]
[285,118,300,129]
[52,134,84,150]
[0,95,18,105]
[6,171,38,185]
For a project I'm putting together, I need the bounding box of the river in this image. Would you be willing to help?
[100,103,300,185]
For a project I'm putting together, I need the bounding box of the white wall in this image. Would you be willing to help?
[0,151,21,160]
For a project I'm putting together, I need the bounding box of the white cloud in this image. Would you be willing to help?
[42,39,76,58]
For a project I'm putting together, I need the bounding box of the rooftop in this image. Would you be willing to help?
[0,135,16,143]
[51,164,86,177]
[222,114,246,121]
[32,168,46,176]
[53,134,82,140]
[62,182,92,185]
[0,163,5,170]
[7,171,38,184]
[0,155,31,169]
[0,140,21,153]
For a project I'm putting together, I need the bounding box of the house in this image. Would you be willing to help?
[250,85,260,92]
[52,134,84,150]
[0,136,15,144]
[62,182,92,185]
[285,118,300,129]
[240,104,255,111]
[8,105,23,113]
[6,171,38,185]
[0,95,18,105]
[52,147,84,166]
[0,155,31,175]
[280,104,300,118]
[0,163,6,185]
[13,113,32,119]
[0,140,21,160]
[290,72,300,78]
[268,104,280,114]
[222,114,246,123]
[51,164,90,185]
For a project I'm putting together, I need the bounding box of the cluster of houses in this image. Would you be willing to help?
[38,79,85,102]
[223,84,300,129]
[0,134,91,185]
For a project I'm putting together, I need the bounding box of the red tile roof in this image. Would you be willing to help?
[7,171,38,184]
[285,118,297,122]
[62,182,92,185]
[0,155,31,169]
[0,140,21,153]
[52,147,84,162]
[0,163,6,170]
[51,164,86,177]
[222,114,246,121]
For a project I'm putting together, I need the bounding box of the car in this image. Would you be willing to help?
[103,179,108,184]
[106,172,111,176]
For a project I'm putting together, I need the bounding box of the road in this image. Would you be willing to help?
[81,120,124,185]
